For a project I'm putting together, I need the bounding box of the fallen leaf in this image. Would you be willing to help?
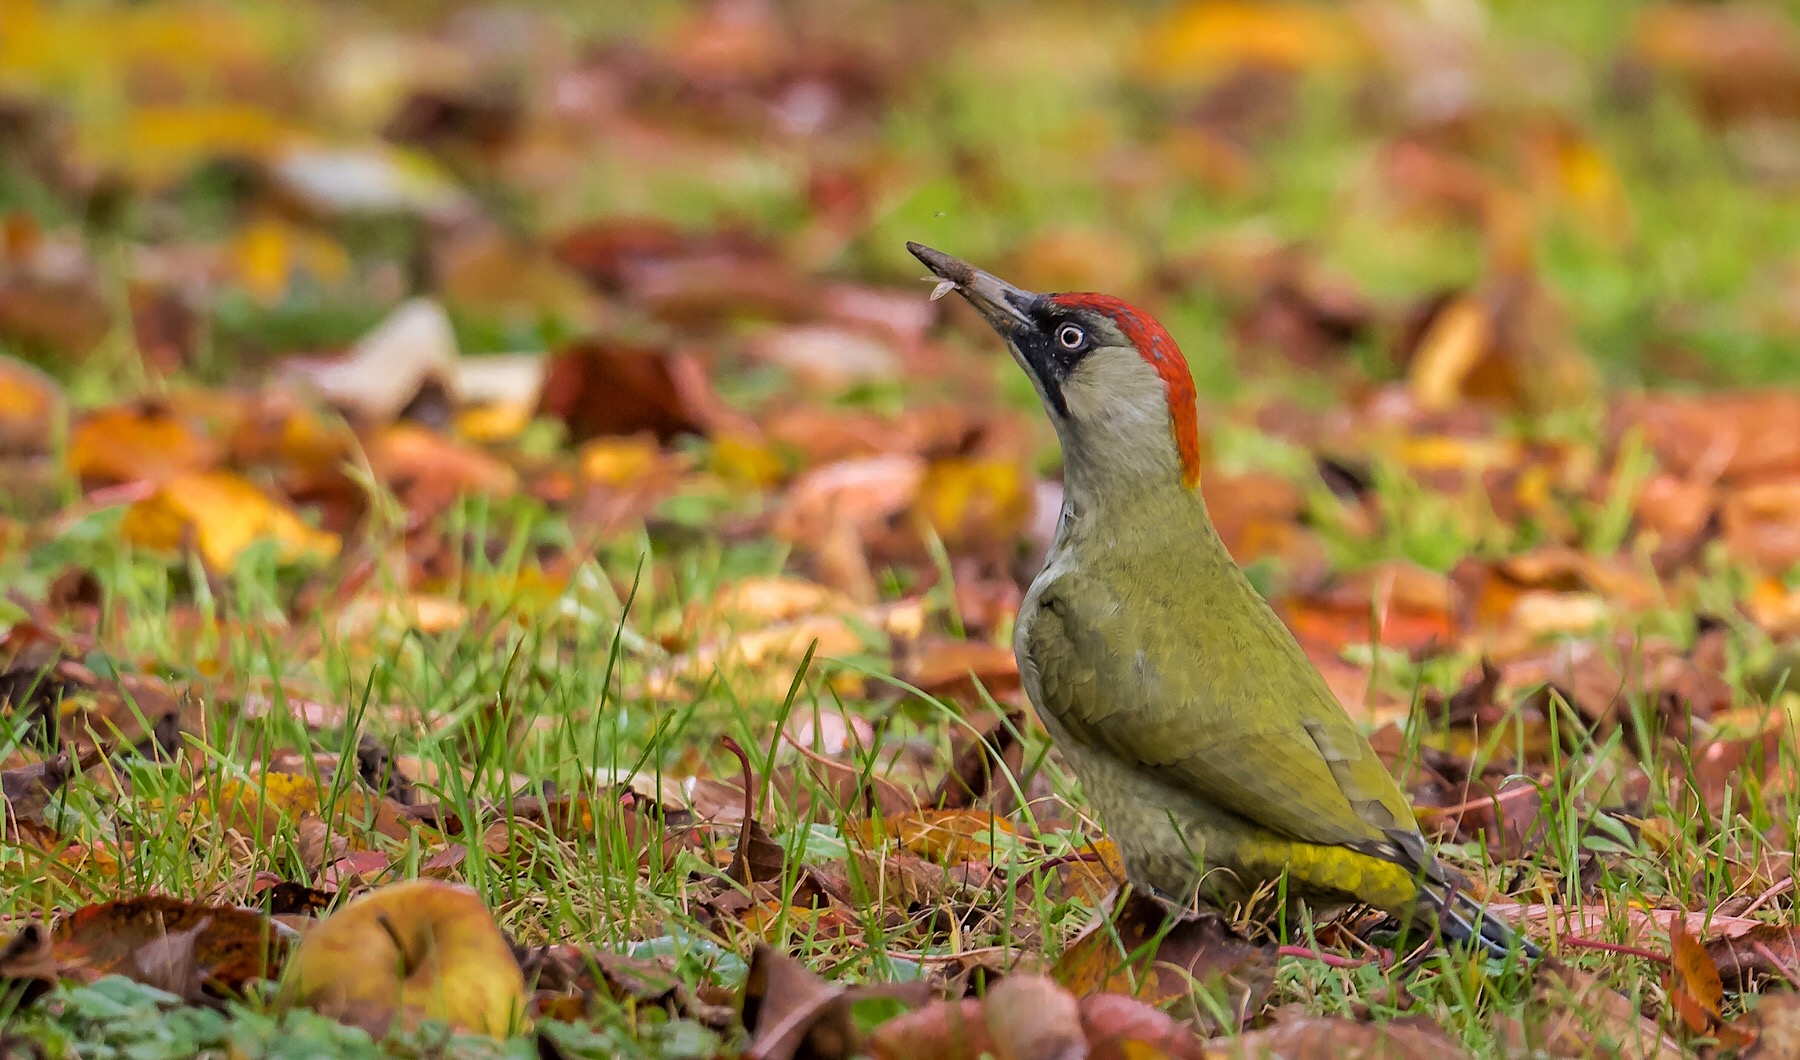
[867,998,994,1060]
[740,944,930,1060]
[1503,961,1686,1059]
[1742,992,1800,1059]
[1079,993,1204,1058]
[1708,923,1800,991]
[850,809,1015,865]
[285,299,460,424]
[1211,1013,1472,1060]
[0,354,64,456]
[749,324,901,390]
[120,470,341,570]
[537,340,718,443]
[982,974,1085,1060]
[68,401,220,486]
[1139,1,1367,86]
[1053,894,1277,1028]
[1665,912,1726,1035]
[51,896,293,1002]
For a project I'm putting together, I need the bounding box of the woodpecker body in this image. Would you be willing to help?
[909,243,1536,957]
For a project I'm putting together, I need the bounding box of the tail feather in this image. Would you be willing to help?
[1418,876,1540,959]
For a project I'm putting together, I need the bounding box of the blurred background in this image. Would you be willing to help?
[6,0,1800,407]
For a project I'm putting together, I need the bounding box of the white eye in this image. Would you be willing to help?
[1056,323,1085,350]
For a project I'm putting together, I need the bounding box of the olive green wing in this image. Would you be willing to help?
[1024,572,1421,860]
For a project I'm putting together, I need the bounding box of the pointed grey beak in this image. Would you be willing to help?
[907,242,1038,333]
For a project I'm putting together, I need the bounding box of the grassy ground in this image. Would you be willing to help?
[5,0,1800,1057]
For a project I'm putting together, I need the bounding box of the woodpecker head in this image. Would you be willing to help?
[908,242,1201,493]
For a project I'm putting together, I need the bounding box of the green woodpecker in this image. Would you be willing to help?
[909,242,1537,958]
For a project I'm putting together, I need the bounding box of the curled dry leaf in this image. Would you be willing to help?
[740,943,932,1060]
[50,896,294,1003]
[283,298,460,424]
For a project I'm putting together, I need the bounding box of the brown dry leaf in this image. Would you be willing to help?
[1079,993,1205,1059]
[0,247,111,359]
[900,637,1021,708]
[1285,562,1456,654]
[0,923,58,1007]
[120,470,341,571]
[1723,478,1800,571]
[739,943,930,1060]
[1707,923,1800,991]
[749,324,901,390]
[981,974,1086,1060]
[50,896,292,1002]
[68,401,221,486]
[1053,894,1277,1027]
[867,998,995,1060]
[1627,392,1800,484]
[0,354,63,456]
[849,809,1015,865]
[773,455,926,555]
[1631,4,1800,127]
[929,710,1024,811]
[435,227,605,332]
[1209,1014,1471,1060]
[1503,961,1687,1059]
[537,340,717,443]
[1,753,81,828]
[722,736,786,888]
[1665,912,1726,1035]
[1398,280,1593,415]
[1742,992,1800,1059]
[334,593,470,639]
[366,422,519,514]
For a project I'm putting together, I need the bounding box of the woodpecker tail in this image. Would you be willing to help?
[1416,875,1540,959]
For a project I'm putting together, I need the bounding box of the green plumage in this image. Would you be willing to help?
[1019,484,1431,916]
[904,241,1535,957]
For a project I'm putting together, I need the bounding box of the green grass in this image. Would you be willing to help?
[6,0,1800,1055]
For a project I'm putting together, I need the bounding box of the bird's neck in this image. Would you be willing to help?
[1055,449,1229,564]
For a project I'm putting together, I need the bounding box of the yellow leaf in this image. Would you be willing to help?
[114,104,289,185]
[711,433,785,489]
[915,458,1032,551]
[1406,296,1493,412]
[1141,0,1367,86]
[205,772,323,836]
[850,809,1016,864]
[233,216,350,304]
[120,471,340,571]
[455,403,534,445]
[579,436,665,487]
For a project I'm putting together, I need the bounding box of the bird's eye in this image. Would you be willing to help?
[1056,323,1086,350]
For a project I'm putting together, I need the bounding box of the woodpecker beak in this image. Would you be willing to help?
[908,242,1038,336]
